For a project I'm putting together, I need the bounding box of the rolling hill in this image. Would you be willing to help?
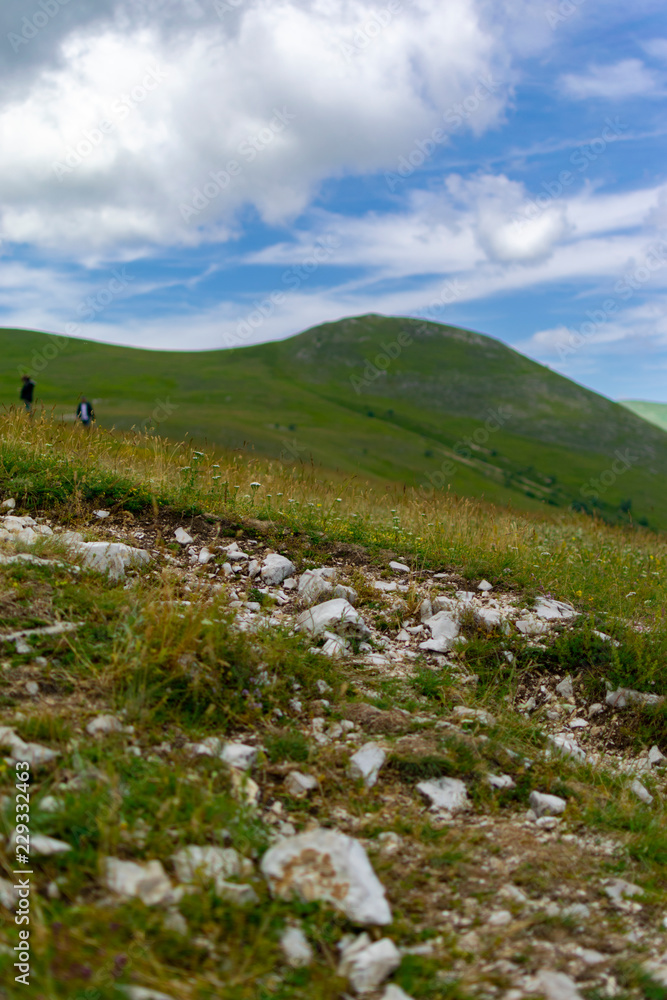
[3,314,667,528]
[620,399,667,433]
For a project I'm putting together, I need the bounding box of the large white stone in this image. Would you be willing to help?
[349,743,386,788]
[220,742,258,770]
[529,791,566,818]
[261,829,392,925]
[261,553,296,585]
[417,777,468,813]
[535,970,583,1000]
[299,569,335,606]
[297,599,371,640]
[338,934,401,994]
[28,834,72,856]
[0,726,60,769]
[419,610,460,652]
[69,540,151,579]
[174,527,193,545]
[534,597,577,621]
[103,858,175,906]
[389,561,410,573]
[172,845,253,896]
[86,714,132,737]
[285,772,318,797]
[648,745,666,767]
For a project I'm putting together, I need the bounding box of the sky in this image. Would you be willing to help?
[1,0,666,400]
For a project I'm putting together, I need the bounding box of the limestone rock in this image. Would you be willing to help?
[534,597,577,621]
[174,528,193,545]
[333,584,358,605]
[529,791,566,818]
[261,829,392,925]
[86,714,133,737]
[29,834,72,856]
[389,561,410,573]
[220,742,258,770]
[381,986,415,1000]
[299,569,335,606]
[417,777,468,813]
[338,933,401,994]
[103,858,175,906]
[297,599,371,640]
[477,579,493,591]
[419,611,459,652]
[648,745,666,767]
[280,925,314,967]
[285,772,318,797]
[535,970,583,1000]
[631,778,653,804]
[606,687,664,709]
[72,541,151,579]
[348,743,386,788]
[172,845,253,887]
[261,554,296,586]
[556,675,574,699]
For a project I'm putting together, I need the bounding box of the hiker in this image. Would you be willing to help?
[20,375,35,413]
[76,396,95,429]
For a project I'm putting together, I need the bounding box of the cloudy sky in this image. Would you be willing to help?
[1,0,666,400]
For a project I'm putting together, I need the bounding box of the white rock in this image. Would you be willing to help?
[419,611,460,652]
[1,498,16,510]
[38,796,62,813]
[529,791,566,818]
[220,742,258,770]
[248,559,261,578]
[349,743,386,788]
[487,774,515,789]
[593,630,620,646]
[298,569,335,606]
[477,579,493,591]
[452,706,496,725]
[25,681,39,696]
[224,542,248,561]
[261,829,392,925]
[321,633,351,658]
[374,580,397,592]
[535,970,584,1000]
[285,771,318,797]
[334,584,358,605]
[648,745,666,767]
[71,541,151,579]
[556,675,574,699]
[280,925,314,967]
[261,554,296,586]
[631,778,653,804]
[297,599,371,640]
[174,527,193,545]
[172,845,252,887]
[389,561,410,573]
[29,834,71,856]
[163,910,188,935]
[338,934,401,994]
[381,986,415,1000]
[0,878,15,909]
[417,777,468,813]
[547,734,585,762]
[121,988,177,1000]
[604,878,643,905]
[487,909,512,926]
[102,858,175,906]
[216,881,259,905]
[94,509,110,519]
[606,687,664,709]
[3,734,60,768]
[516,619,549,636]
[534,597,577,621]
[198,547,214,565]
[420,599,433,622]
[86,714,131,737]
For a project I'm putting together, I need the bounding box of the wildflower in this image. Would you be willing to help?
[250,482,262,489]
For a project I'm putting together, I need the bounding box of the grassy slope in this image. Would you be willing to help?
[1,415,667,998]
[621,399,667,432]
[3,315,667,529]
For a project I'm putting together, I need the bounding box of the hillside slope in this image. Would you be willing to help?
[621,399,667,432]
[2,315,667,528]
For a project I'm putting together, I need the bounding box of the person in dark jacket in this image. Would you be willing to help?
[76,397,95,429]
[20,376,35,413]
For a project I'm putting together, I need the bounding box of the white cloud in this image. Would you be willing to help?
[0,0,512,257]
[559,59,664,99]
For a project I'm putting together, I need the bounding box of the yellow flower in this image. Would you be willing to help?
[575,590,582,597]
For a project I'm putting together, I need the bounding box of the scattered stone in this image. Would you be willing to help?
[452,706,496,726]
[102,858,175,906]
[333,584,358,604]
[198,547,214,565]
[516,619,549,636]
[71,541,151,579]
[261,554,296,586]
[534,597,577,621]
[487,773,515,789]
[94,509,110,519]
[297,599,371,640]
[1,498,16,510]
[477,579,493,591]
[548,733,585,761]
[321,633,351,658]
[315,679,332,695]
[248,559,261,578]
[648,745,666,767]
[338,933,401,994]
[25,681,39,696]
[285,772,318,797]
[588,702,604,717]
[593,630,620,646]
[529,791,567,818]
[420,599,433,622]
[280,925,313,967]
[487,909,512,926]
[348,743,386,788]
[172,845,253,888]
[417,777,469,814]
[556,675,574,699]
[604,878,643,906]
[220,742,258,770]
[120,988,177,1000]
[174,528,193,545]
[163,910,188,935]
[535,970,583,1000]
[630,778,653,804]
[419,611,459,652]
[380,988,415,1000]
[86,714,133,737]
[606,687,664,709]
[39,796,62,813]
[298,569,334,606]
[389,561,410,573]
[29,834,72,856]
[261,829,392,925]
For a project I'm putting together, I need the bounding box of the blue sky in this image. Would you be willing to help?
[1,0,666,400]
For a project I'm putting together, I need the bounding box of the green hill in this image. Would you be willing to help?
[3,314,667,528]
[620,399,667,432]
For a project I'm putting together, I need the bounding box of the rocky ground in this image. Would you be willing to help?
[0,501,666,1000]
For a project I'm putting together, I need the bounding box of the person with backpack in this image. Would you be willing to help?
[20,376,35,413]
[76,396,95,429]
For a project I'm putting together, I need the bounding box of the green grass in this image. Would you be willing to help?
[4,314,667,529]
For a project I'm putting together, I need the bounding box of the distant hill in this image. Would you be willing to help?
[3,315,667,528]
[620,399,667,432]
